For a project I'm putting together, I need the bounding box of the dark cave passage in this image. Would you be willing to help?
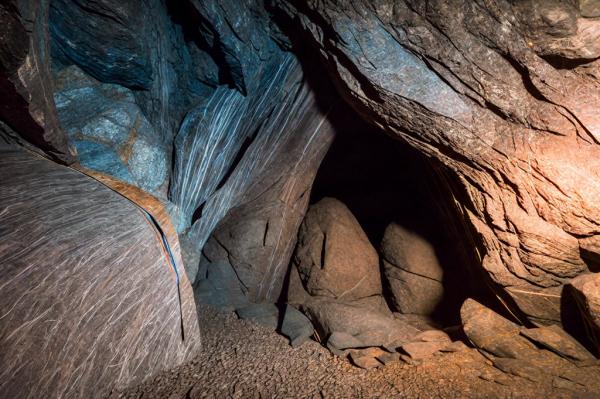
[308,109,473,327]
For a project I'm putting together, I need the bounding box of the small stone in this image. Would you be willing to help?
[414,330,451,343]
[349,348,385,370]
[376,352,401,365]
[401,341,446,360]
[440,341,469,353]
[382,338,407,353]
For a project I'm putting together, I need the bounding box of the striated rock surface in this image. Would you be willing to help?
[381,223,445,315]
[192,59,335,303]
[0,0,73,162]
[274,0,600,325]
[0,146,200,398]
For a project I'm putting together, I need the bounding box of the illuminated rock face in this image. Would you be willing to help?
[274,0,600,325]
[0,146,201,398]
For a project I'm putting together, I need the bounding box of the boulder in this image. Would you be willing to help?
[303,298,419,349]
[461,299,537,358]
[293,198,383,302]
[280,305,314,348]
[195,261,250,312]
[460,298,600,390]
[0,148,200,398]
[380,223,444,315]
[569,273,600,332]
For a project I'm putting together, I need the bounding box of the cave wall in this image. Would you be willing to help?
[3,0,600,333]
[273,0,600,325]
[2,0,338,312]
[0,0,73,162]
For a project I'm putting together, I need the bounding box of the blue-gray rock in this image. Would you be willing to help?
[280,305,314,348]
[53,66,169,198]
[50,0,152,89]
[195,261,250,312]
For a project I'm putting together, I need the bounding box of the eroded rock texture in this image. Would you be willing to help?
[0,146,200,398]
[193,69,335,302]
[294,198,382,302]
[0,0,73,162]
[274,0,600,325]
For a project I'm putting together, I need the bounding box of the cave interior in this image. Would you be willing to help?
[2,0,600,397]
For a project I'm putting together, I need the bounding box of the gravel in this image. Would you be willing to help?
[110,305,586,399]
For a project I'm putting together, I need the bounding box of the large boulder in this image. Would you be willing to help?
[380,223,444,315]
[0,147,200,398]
[292,197,383,302]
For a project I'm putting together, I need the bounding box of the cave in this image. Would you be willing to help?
[308,107,475,327]
[2,0,600,398]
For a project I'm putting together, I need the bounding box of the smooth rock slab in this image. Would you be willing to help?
[521,325,595,362]
[0,147,200,398]
[380,223,445,315]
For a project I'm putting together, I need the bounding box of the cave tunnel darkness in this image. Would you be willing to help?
[307,111,473,327]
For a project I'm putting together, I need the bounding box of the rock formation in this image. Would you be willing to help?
[381,223,445,315]
[0,144,200,398]
[2,0,600,396]
[273,0,600,326]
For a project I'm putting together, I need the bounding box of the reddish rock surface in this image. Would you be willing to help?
[275,0,600,326]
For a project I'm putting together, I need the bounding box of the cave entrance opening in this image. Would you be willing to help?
[308,109,474,328]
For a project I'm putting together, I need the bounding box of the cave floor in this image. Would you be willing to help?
[112,305,579,399]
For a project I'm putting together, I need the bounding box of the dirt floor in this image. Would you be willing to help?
[110,305,596,399]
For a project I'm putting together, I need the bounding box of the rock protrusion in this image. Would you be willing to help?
[293,197,383,303]
[380,223,444,315]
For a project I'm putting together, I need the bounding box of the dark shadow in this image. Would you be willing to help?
[307,111,474,326]
[561,284,600,357]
